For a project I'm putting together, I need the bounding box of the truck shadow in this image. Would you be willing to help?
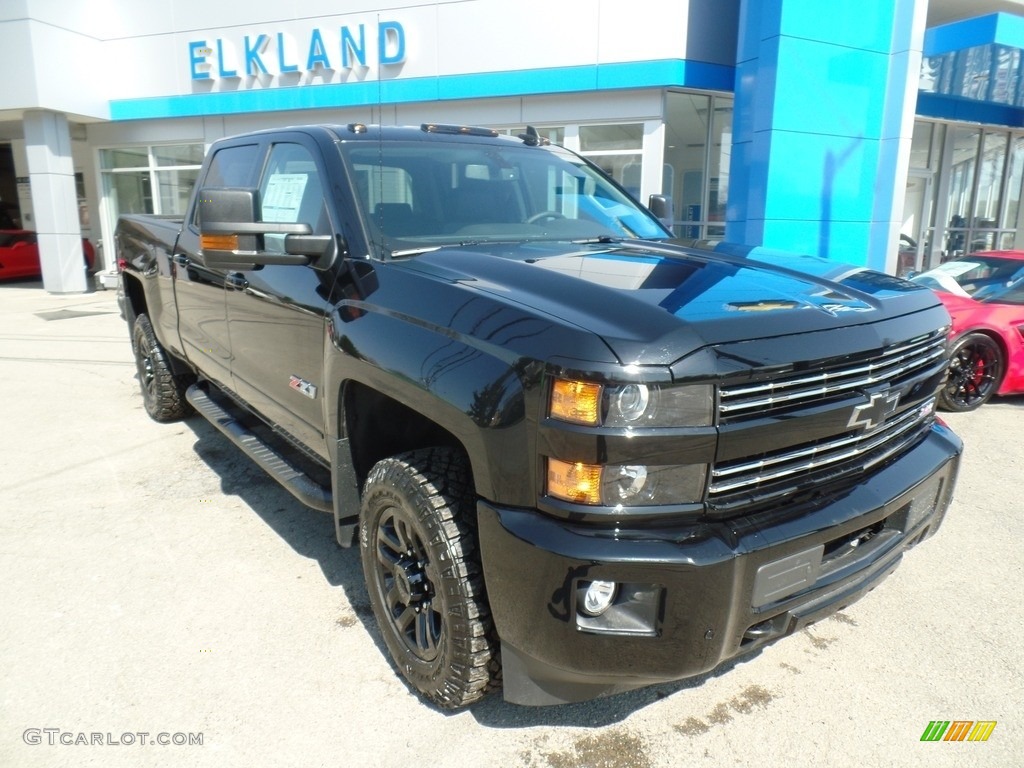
[184,415,379,620]
[184,414,763,727]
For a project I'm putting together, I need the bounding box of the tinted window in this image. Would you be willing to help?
[341,140,668,254]
[204,144,260,188]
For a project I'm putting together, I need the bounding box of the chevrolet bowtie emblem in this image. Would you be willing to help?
[848,390,900,431]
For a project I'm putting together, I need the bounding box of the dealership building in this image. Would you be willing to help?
[3,0,1024,292]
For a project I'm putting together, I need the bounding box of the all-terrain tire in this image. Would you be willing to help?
[131,313,193,422]
[360,448,500,709]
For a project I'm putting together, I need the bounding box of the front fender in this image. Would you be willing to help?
[323,304,540,506]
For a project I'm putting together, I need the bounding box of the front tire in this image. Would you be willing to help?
[360,448,499,709]
[938,332,1004,412]
[131,313,193,422]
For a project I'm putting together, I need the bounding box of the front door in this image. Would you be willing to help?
[223,138,334,458]
[173,141,263,387]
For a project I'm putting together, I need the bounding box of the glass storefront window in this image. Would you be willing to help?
[709,103,732,228]
[100,143,204,250]
[579,124,643,152]
[663,92,733,240]
[157,168,201,214]
[910,123,934,170]
[578,124,644,198]
[974,132,1007,227]
[497,126,565,146]
[100,147,148,170]
[944,128,980,258]
[154,144,206,167]
[104,171,152,216]
[910,121,1024,272]
[1003,136,1024,228]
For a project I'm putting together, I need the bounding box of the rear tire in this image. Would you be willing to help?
[938,332,1004,412]
[131,313,193,422]
[360,448,499,709]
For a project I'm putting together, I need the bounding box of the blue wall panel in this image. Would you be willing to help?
[727,0,925,271]
[762,131,881,223]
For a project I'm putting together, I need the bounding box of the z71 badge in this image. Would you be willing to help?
[289,375,318,399]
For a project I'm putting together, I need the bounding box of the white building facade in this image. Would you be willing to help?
[2,0,1022,291]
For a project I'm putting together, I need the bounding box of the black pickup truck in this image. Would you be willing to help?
[117,123,962,708]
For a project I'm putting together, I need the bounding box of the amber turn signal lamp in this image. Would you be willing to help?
[550,378,602,425]
[547,458,603,505]
[200,234,238,251]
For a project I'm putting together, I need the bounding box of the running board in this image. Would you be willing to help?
[186,383,333,513]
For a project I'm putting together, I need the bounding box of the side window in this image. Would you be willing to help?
[204,143,259,187]
[258,143,329,254]
[259,143,327,231]
[191,143,259,227]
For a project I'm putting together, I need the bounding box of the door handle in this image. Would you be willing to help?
[173,253,189,268]
[226,272,249,291]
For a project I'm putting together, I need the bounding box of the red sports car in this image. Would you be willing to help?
[0,230,95,281]
[911,250,1024,411]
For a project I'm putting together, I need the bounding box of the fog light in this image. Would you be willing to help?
[580,580,618,616]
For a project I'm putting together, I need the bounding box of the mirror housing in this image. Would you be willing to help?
[647,194,673,231]
[197,187,335,269]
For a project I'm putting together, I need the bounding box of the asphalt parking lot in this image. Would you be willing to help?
[1,281,1021,768]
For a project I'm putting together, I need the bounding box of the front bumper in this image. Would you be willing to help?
[478,422,962,705]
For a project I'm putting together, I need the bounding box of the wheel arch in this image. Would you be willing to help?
[953,326,1009,381]
[121,271,147,330]
[939,327,1008,411]
[333,371,532,509]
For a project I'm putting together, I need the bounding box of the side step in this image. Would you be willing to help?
[186,383,333,513]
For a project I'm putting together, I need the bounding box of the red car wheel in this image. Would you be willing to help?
[939,332,1005,412]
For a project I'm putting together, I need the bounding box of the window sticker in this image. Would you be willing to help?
[262,173,309,223]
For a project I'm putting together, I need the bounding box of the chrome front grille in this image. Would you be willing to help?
[718,330,947,422]
[708,328,948,510]
[709,398,935,501]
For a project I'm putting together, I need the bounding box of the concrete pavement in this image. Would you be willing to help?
[0,279,1021,768]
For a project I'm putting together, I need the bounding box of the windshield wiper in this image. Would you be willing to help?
[387,246,442,258]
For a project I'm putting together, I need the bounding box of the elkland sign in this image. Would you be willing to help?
[188,20,407,82]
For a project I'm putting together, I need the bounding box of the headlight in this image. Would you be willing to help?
[609,383,650,423]
[550,377,714,427]
[547,458,707,506]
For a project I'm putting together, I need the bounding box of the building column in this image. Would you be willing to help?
[726,0,928,271]
[23,110,87,293]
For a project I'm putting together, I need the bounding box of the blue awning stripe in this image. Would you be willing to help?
[925,12,1024,57]
[109,59,735,121]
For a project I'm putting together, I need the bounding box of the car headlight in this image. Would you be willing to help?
[549,377,714,427]
[547,458,707,506]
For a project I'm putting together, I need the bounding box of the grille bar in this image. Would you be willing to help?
[710,399,932,496]
[720,332,946,419]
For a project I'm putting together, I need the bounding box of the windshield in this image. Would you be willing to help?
[911,254,1024,305]
[338,139,669,255]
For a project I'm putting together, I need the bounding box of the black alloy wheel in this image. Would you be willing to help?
[360,448,499,709]
[938,332,1004,412]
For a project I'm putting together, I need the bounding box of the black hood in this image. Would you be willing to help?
[397,240,944,366]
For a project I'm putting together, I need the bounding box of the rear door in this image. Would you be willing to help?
[223,135,335,458]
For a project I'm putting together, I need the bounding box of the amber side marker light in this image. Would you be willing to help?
[200,234,238,251]
[547,458,603,505]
